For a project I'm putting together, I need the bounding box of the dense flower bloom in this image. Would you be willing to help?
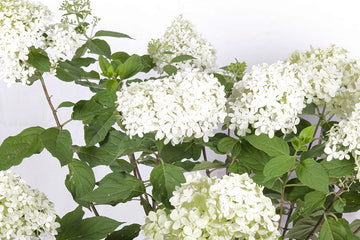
[148,15,217,73]
[226,61,306,137]
[0,171,59,239]
[142,172,280,240]
[0,0,81,85]
[117,71,227,145]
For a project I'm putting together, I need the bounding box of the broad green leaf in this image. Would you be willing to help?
[73,43,87,58]
[27,49,50,72]
[341,191,360,213]
[161,142,201,163]
[263,155,295,177]
[40,128,73,166]
[71,57,96,67]
[84,108,116,146]
[217,136,238,153]
[109,159,136,173]
[333,198,346,213]
[57,101,75,109]
[0,127,44,170]
[56,61,82,82]
[150,163,185,208]
[302,191,326,217]
[237,141,271,173]
[105,224,141,240]
[321,158,356,177]
[81,172,145,205]
[201,133,229,154]
[295,158,329,193]
[286,217,318,239]
[92,90,117,107]
[65,159,95,208]
[117,54,143,80]
[141,54,155,73]
[350,220,360,237]
[340,219,360,240]
[163,64,177,75]
[111,51,130,62]
[94,30,133,39]
[227,160,248,175]
[302,102,317,114]
[319,218,347,240]
[170,54,195,63]
[192,160,225,171]
[72,99,104,121]
[299,125,315,144]
[300,144,325,160]
[86,39,111,59]
[244,134,290,156]
[285,178,313,202]
[252,173,283,193]
[98,56,112,74]
[57,206,84,235]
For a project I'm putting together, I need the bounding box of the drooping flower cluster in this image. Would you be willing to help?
[0,0,81,86]
[226,61,306,137]
[0,171,59,239]
[148,15,217,73]
[117,71,227,145]
[142,172,280,240]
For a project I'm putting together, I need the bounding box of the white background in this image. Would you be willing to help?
[1,0,360,238]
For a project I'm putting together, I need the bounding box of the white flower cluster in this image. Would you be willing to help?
[143,172,280,240]
[117,71,227,145]
[226,61,306,137]
[148,15,217,73]
[0,0,81,86]
[0,171,59,239]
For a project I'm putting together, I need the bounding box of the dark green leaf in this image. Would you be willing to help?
[295,158,329,193]
[65,159,95,208]
[237,141,271,173]
[301,144,325,160]
[163,64,177,75]
[192,160,225,171]
[86,39,111,59]
[227,160,248,175]
[72,100,104,121]
[263,155,295,177]
[244,134,290,157]
[117,54,143,80]
[302,102,317,114]
[285,178,313,202]
[350,220,360,237]
[150,163,185,208]
[341,191,360,213]
[111,51,130,62]
[94,30,133,39]
[57,206,84,235]
[321,158,356,177]
[27,49,50,72]
[286,217,319,239]
[81,172,145,205]
[340,219,360,240]
[217,136,238,153]
[141,55,155,73]
[0,127,44,170]
[170,54,195,63]
[71,57,96,67]
[40,128,73,166]
[73,43,88,59]
[56,61,82,82]
[302,191,326,217]
[161,142,200,163]
[319,218,347,240]
[109,159,135,173]
[105,224,140,240]
[57,101,75,109]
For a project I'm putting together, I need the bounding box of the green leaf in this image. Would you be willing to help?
[71,57,96,67]
[299,125,315,144]
[163,64,177,75]
[84,108,116,146]
[57,101,75,109]
[73,43,88,59]
[98,56,112,74]
[57,206,84,234]
[285,178,313,202]
[217,136,238,153]
[350,220,360,237]
[244,134,290,157]
[81,172,145,205]
[170,54,195,63]
[65,159,95,208]
[302,102,317,114]
[263,155,295,177]
[40,128,73,166]
[27,49,50,72]
[105,224,140,240]
[341,191,360,213]
[238,141,271,173]
[56,61,82,82]
[301,144,325,160]
[161,142,201,163]
[227,160,248,175]
[92,90,117,107]
[295,158,329,193]
[192,160,225,171]
[0,127,44,170]
[141,54,155,73]
[333,198,346,213]
[109,159,136,173]
[286,217,319,239]
[319,218,347,240]
[72,100,104,121]
[340,219,360,240]
[117,54,143,80]
[150,163,185,208]
[302,191,326,217]
[86,39,111,58]
[111,52,130,62]
[321,158,356,177]
[94,30,133,39]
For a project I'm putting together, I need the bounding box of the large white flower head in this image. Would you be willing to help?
[148,15,217,73]
[325,102,360,178]
[117,71,227,145]
[0,0,81,85]
[142,172,280,240]
[0,171,59,239]
[288,45,360,118]
[226,61,306,138]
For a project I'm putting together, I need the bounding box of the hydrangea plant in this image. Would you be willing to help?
[1,0,360,239]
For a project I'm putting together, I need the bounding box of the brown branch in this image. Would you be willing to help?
[202,147,210,177]
[90,203,99,216]
[40,76,61,129]
[282,202,295,237]
[354,226,360,235]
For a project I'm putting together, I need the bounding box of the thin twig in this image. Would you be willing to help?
[90,203,99,216]
[282,202,295,237]
[202,147,210,177]
[278,184,286,230]
[40,76,61,129]
[354,226,360,235]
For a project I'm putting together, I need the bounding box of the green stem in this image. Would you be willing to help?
[61,118,73,128]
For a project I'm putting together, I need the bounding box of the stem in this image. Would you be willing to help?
[278,183,286,230]
[354,226,360,235]
[282,203,295,237]
[305,187,345,239]
[202,147,210,177]
[40,76,61,129]
[61,118,73,128]
[90,203,99,216]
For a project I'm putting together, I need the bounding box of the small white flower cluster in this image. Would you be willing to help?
[0,0,81,86]
[143,172,280,240]
[117,71,227,145]
[226,61,306,137]
[148,15,217,73]
[325,102,360,178]
[0,171,59,240]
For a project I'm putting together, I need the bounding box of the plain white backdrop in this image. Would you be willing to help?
[1,0,360,238]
